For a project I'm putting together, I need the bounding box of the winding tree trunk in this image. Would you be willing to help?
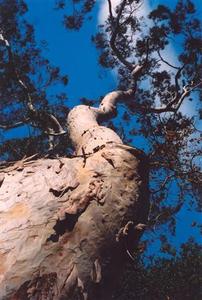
[0,96,149,299]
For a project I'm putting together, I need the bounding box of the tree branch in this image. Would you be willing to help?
[96,79,201,116]
[143,80,201,114]
[0,31,66,139]
[0,119,30,130]
[150,174,174,194]
[174,81,201,111]
[108,0,135,71]
[97,89,134,115]
[107,0,114,20]
[0,32,36,113]
[157,50,180,70]
[107,2,150,96]
[173,65,185,96]
[104,2,201,117]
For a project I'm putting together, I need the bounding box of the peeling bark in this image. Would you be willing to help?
[0,142,149,299]
[0,85,149,299]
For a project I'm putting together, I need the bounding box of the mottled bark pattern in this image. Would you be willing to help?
[0,75,150,299]
[0,142,149,299]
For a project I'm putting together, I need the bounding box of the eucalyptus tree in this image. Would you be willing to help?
[0,0,201,299]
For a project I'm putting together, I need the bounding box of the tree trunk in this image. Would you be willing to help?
[0,97,149,299]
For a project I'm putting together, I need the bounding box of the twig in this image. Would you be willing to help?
[0,31,66,139]
[0,119,29,130]
[150,174,174,194]
[157,50,181,70]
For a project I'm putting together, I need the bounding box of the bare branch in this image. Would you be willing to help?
[151,175,174,194]
[174,81,202,111]
[43,114,67,135]
[107,0,114,20]
[157,50,181,70]
[98,89,134,115]
[145,80,202,114]
[97,79,201,116]
[43,130,67,136]
[0,119,29,130]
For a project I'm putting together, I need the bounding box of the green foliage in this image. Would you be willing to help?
[55,0,96,30]
[0,0,70,160]
[92,0,202,225]
[113,239,202,300]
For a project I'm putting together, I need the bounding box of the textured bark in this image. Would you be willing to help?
[0,93,149,299]
[0,143,149,299]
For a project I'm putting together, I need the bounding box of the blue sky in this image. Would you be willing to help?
[25,0,202,120]
[14,0,202,257]
[25,0,116,103]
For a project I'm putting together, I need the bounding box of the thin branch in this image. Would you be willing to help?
[43,114,67,135]
[152,201,184,229]
[108,0,134,71]
[119,1,143,27]
[131,38,150,87]
[175,81,202,111]
[0,31,66,138]
[107,1,150,96]
[150,175,174,194]
[0,118,67,136]
[156,51,186,108]
[157,50,181,70]
[96,76,201,118]
[107,0,114,20]
[43,130,67,136]
[174,65,185,94]
[0,32,36,113]
[145,81,202,114]
[0,119,29,130]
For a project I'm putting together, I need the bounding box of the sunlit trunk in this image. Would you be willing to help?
[0,98,149,299]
